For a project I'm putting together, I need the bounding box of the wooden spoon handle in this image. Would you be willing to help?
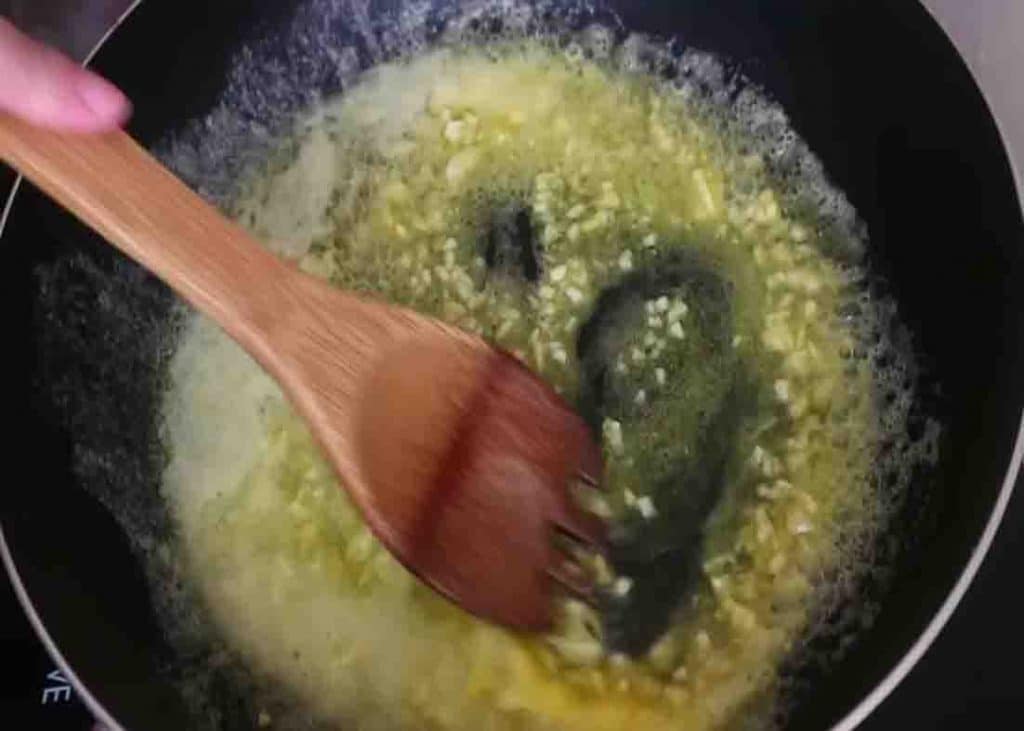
[0,113,295,346]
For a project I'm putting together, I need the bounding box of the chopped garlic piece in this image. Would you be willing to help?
[567,204,587,220]
[757,480,793,501]
[613,577,634,597]
[548,638,604,667]
[648,634,677,672]
[754,507,774,544]
[445,147,481,185]
[580,492,613,519]
[726,600,758,633]
[669,322,686,340]
[603,419,624,455]
[692,169,717,217]
[619,250,635,271]
[667,301,689,323]
[444,119,471,144]
[609,653,631,670]
[637,496,658,520]
[789,512,814,536]
[796,491,819,514]
[599,189,622,209]
[582,212,610,233]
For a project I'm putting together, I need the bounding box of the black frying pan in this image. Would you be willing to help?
[2,1,1023,729]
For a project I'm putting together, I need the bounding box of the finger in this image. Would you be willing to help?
[574,422,604,489]
[553,502,607,549]
[547,559,598,604]
[0,18,131,132]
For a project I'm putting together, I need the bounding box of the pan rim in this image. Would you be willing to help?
[0,2,1020,730]
[831,1,1024,729]
[0,8,144,729]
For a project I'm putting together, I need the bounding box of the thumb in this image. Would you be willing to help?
[0,18,131,132]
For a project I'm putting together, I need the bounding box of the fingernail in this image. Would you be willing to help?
[75,71,132,126]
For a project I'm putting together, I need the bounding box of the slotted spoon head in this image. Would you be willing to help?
[357,335,607,630]
[0,114,607,633]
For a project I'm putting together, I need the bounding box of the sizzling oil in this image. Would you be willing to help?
[162,40,926,731]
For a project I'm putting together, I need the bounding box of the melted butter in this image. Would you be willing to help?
[162,40,921,731]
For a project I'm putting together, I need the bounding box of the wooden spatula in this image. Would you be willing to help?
[0,114,606,630]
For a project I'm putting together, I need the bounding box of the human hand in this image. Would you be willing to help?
[0,17,130,132]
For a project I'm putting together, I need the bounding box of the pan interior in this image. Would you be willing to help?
[159,5,929,730]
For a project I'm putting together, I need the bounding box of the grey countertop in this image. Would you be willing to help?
[926,0,1024,187]
[3,0,128,60]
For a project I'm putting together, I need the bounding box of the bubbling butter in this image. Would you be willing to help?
[161,35,931,731]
